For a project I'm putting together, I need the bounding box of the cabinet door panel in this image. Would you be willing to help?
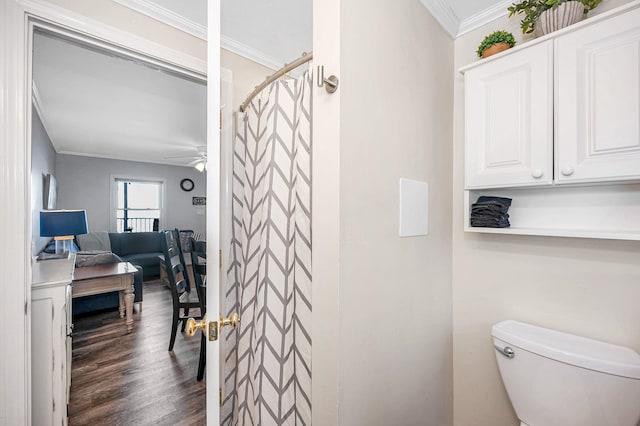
[65,284,72,419]
[32,298,54,426]
[465,41,553,189]
[556,8,640,183]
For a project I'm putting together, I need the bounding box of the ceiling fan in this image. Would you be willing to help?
[163,146,207,171]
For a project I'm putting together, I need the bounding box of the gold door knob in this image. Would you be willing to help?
[220,312,240,330]
[186,315,207,337]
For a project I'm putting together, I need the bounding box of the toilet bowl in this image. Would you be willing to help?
[492,320,640,426]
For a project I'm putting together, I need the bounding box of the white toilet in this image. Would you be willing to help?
[492,320,640,426]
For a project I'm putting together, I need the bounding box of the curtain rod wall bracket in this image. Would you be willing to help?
[316,65,339,94]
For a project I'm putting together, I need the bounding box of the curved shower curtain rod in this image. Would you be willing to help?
[239,51,313,113]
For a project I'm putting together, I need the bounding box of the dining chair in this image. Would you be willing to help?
[160,229,201,352]
[189,238,207,380]
[178,229,194,253]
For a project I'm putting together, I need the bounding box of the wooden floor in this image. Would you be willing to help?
[69,280,206,426]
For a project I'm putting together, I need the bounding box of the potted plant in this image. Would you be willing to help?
[508,0,601,36]
[477,31,517,58]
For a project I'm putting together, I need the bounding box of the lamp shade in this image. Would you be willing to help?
[40,210,88,237]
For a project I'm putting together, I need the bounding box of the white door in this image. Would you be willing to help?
[206,2,222,424]
[555,8,640,184]
[465,40,554,189]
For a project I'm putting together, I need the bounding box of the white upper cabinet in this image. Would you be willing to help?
[465,41,553,189]
[463,5,640,189]
[555,8,640,184]
[460,3,640,240]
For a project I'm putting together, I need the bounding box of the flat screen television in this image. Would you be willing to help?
[43,173,57,210]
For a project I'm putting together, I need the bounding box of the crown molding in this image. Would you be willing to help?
[31,83,56,146]
[31,83,45,126]
[420,0,515,39]
[57,150,196,168]
[419,0,460,38]
[221,35,281,71]
[112,0,207,40]
[457,0,512,37]
[112,0,282,70]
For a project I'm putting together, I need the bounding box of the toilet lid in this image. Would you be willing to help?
[492,320,640,379]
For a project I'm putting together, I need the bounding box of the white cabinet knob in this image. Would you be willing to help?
[561,166,574,176]
[531,169,543,179]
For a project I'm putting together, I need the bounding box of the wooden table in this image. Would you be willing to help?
[72,262,137,333]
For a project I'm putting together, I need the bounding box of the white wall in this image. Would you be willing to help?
[452,2,640,425]
[56,154,206,236]
[31,108,57,253]
[221,48,275,110]
[333,0,454,424]
[311,0,341,422]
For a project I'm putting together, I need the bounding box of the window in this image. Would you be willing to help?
[115,179,162,232]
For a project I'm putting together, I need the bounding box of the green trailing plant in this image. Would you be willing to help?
[476,31,517,58]
[508,0,601,34]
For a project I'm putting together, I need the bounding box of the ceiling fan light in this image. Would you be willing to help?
[194,161,206,172]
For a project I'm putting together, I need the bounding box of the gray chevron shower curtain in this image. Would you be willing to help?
[222,70,312,426]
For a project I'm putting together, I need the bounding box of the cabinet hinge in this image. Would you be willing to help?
[219,249,222,269]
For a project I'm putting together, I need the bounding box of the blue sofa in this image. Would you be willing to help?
[73,232,163,315]
[108,232,163,280]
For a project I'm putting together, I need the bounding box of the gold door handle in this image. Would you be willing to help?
[185,313,240,341]
[186,315,207,337]
[220,312,240,330]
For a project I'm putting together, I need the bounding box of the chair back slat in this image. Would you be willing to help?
[178,229,194,253]
[189,237,206,313]
[168,258,186,275]
[159,229,190,290]
[161,230,203,354]
[175,278,189,294]
[161,230,193,299]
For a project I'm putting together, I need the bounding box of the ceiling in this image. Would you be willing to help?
[31,0,510,168]
[114,0,313,70]
[33,32,207,167]
[114,0,510,66]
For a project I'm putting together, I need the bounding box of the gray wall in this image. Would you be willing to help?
[56,154,206,237]
[31,108,57,254]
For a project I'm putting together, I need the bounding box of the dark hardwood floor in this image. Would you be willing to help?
[69,280,206,426]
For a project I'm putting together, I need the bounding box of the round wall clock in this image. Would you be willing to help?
[180,178,195,192]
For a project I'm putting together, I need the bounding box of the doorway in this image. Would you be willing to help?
[13,5,219,424]
[29,21,214,424]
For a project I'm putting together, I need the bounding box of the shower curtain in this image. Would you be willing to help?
[222,70,312,426]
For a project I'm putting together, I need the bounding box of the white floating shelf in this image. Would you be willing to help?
[464,225,640,241]
[464,184,640,241]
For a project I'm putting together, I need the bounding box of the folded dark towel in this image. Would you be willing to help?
[471,204,505,217]
[470,196,512,228]
[476,196,511,213]
[470,217,510,228]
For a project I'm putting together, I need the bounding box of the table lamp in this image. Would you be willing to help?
[40,209,88,256]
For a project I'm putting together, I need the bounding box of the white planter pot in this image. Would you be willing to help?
[535,1,586,37]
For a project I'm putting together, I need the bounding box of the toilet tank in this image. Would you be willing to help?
[492,320,640,426]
